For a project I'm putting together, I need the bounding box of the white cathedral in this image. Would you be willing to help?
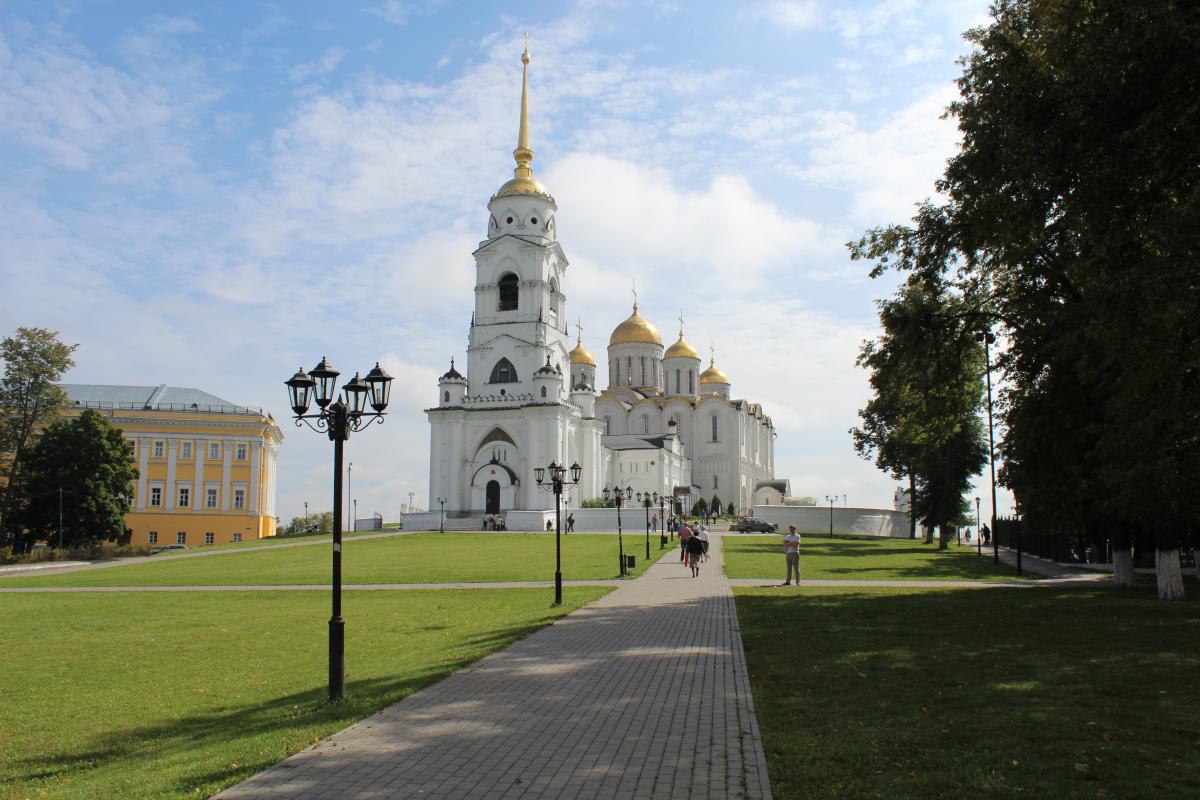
[427,46,776,518]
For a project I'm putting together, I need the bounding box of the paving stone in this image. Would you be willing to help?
[215,532,772,800]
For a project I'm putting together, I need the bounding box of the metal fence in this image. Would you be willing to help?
[990,516,1196,568]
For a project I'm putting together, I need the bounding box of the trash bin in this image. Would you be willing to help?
[625,554,636,569]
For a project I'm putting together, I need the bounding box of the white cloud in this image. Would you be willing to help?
[287,47,345,82]
[746,1,821,32]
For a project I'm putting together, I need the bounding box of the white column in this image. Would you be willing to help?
[249,440,261,513]
[165,439,177,510]
[221,440,233,511]
[192,439,203,514]
[136,437,150,511]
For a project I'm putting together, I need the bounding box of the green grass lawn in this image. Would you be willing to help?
[0,587,608,800]
[1,532,663,587]
[735,585,1200,799]
[723,534,1031,581]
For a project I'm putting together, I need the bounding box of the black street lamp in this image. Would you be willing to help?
[976,496,982,556]
[658,492,669,546]
[636,491,657,560]
[535,460,582,605]
[976,329,1000,563]
[285,357,392,701]
[436,497,446,533]
[825,494,837,538]
[602,485,632,578]
[304,501,309,533]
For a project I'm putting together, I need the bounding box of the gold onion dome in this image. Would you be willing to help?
[699,359,730,385]
[494,43,554,202]
[665,332,700,360]
[609,304,663,347]
[569,337,596,366]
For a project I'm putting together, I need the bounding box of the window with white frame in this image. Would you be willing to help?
[208,442,220,460]
[176,531,186,544]
[204,532,214,545]
[233,532,242,542]
[127,439,136,455]
[149,485,163,507]
[711,415,719,442]
[713,475,718,490]
[206,487,218,509]
[643,416,650,434]
[233,488,245,510]
[177,485,190,508]
[153,440,164,458]
[180,441,192,459]
[236,443,247,461]
[148,531,158,544]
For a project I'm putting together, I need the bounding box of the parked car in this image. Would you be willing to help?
[731,517,778,533]
[151,544,191,554]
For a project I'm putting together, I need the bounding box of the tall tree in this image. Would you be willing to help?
[850,264,988,548]
[0,328,78,546]
[18,410,137,548]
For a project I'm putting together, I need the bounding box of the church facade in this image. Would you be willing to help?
[427,46,775,517]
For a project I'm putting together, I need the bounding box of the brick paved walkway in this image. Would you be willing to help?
[216,531,771,799]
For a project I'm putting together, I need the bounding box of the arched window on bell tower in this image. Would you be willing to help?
[490,358,518,383]
[498,273,519,311]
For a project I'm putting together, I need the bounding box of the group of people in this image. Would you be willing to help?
[676,520,710,577]
[481,513,508,531]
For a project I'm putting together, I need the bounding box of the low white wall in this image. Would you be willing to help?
[752,505,912,538]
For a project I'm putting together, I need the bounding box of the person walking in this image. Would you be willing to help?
[783,524,801,585]
[566,513,575,533]
[698,525,710,561]
[687,531,705,577]
[679,522,693,565]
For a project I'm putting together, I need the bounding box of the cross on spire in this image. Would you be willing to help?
[632,277,638,310]
[678,309,685,336]
[575,317,583,342]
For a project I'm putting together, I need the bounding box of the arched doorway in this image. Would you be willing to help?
[486,480,501,515]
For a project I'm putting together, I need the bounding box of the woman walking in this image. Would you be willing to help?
[686,532,705,577]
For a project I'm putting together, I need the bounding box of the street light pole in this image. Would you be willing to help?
[976,496,982,556]
[305,501,309,533]
[536,461,582,605]
[979,329,1000,563]
[347,462,353,534]
[286,357,393,701]
[636,491,652,561]
[436,497,446,533]
[825,494,836,538]
[658,493,668,547]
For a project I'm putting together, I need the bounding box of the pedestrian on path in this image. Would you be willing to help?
[698,526,710,561]
[783,524,801,585]
[679,522,693,565]
[687,532,705,577]
[566,513,575,533]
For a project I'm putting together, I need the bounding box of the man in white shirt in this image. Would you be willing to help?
[697,526,710,561]
[783,525,802,585]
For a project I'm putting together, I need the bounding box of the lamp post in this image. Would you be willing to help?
[352,499,357,532]
[976,496,982,556]
[825,494,837,538]
[347,462,353,534]
[658,492,669,546]
[636,491,656,561]
[436,497,446,533]
[535,460,582,605]
[977,329,999,563]
[304,501,309,533]
[602,485,632,578]
[286,357,393,701]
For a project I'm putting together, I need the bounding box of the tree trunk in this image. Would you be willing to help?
[938,526,951,550]
[908,473,917,539]
[1155,548,1185,600]
[923,524,933,545]
[1112,548,1135,588]
[1193,548,1200,584]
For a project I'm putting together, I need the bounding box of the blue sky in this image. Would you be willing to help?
[0,0,1013,524]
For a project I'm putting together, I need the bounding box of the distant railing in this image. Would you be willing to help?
[71,400,266,416]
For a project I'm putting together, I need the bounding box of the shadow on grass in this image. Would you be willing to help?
[735,586,1200,800]
[13,618,569,798]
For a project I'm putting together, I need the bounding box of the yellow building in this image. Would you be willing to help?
[61,384,283,547]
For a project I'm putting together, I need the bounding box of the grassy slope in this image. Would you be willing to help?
[723,534,1031,581]
[735,586,1200,799]
[0,587,608,800]
[2,532,663,587]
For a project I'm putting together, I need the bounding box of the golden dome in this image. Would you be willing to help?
[609,304,663,347]
[569,337,596,366]
[699,359,730,385]
[495,175,553,200]
[665,333,700,360]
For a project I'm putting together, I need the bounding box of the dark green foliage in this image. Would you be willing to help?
[0,327,77,545]
[710,494,722,516]
[18,409,137,546]
[580,497,615,508]
[727,501,735,517]
[850,1,1200,574]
